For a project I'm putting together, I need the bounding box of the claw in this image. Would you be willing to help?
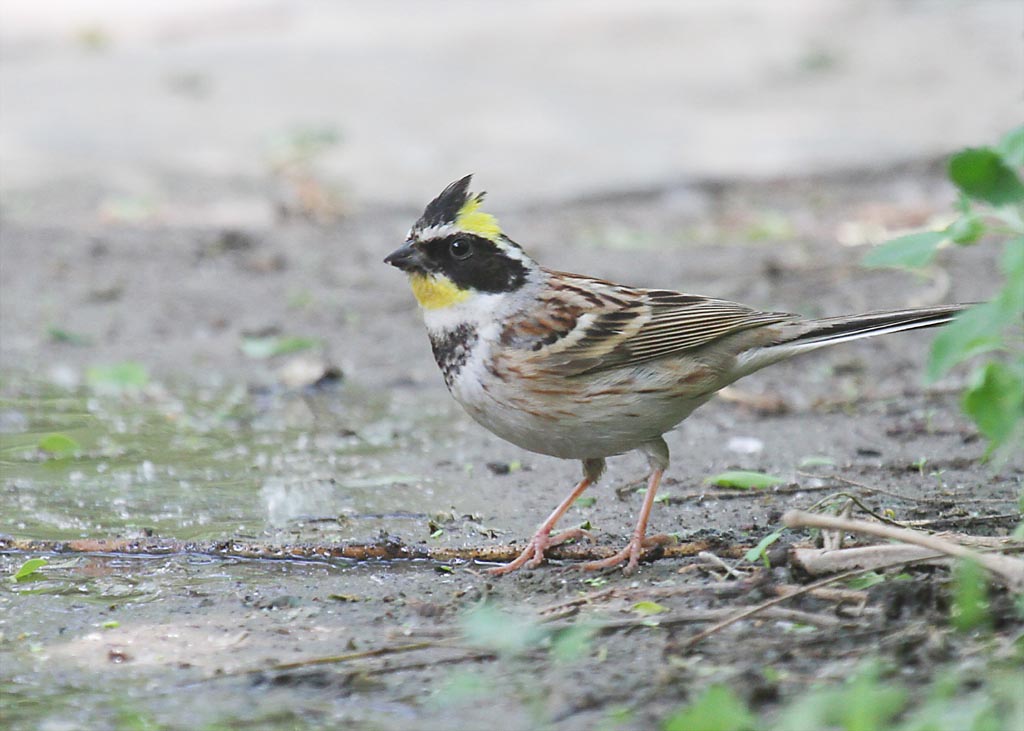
[575,533,674,574]
[576,542,641,573]
[576,469,669,574]
[487,527,592,575]
[485,471,598,576]
[486,462,667,576]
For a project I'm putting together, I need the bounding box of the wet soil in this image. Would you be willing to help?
[1,163,1021,730]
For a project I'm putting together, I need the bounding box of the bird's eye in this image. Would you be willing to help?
[449,238,473,260]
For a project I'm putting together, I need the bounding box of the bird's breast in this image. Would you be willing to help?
[428,324,479,389]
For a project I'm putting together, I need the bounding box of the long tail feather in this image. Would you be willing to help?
[782,304,967,352]
[735,303,969,377]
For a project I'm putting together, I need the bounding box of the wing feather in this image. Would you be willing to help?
[531,272,795,376]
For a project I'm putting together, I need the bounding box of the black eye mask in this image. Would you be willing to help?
[416,234,528,294]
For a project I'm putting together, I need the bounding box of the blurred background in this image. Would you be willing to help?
[1,0,1020,222]
[2,4,1023,731]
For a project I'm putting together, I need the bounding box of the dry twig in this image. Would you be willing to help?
[783,509,1024,591]
[683,567,873,650]
[589,606,841,635]
[791,545,945,576]
[897,513,1023,530]
[0,534,748,566]
[668,483,836,504]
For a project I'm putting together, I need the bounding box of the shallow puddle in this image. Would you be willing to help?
[0,375,473,544]
[0,374,495,730]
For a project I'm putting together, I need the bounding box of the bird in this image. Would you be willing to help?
[384,175,966,575]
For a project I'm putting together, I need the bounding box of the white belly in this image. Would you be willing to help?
[449,349,719,459]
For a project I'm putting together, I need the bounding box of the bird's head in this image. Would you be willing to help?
[384,175,536,310]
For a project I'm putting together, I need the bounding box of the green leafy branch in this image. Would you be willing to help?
[863,125,1024,459]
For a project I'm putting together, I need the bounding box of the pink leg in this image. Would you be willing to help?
[578,467,666,575]
[487,475,594,575]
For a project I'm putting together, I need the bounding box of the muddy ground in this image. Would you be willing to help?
[1,163,1022,730]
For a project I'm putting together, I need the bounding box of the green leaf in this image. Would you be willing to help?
[632,601,669,616]
[771,688,835,731]
[862,231,948,270]
[996,124,1024,167]
[240,335,319,359]
[434,670,488,707]
[86,362,149,392]
[114,707,164,731]
[954,192,973,215]
[927,302,1007,381]
[38,433,80,456]
[13,557,48,582]
[664,685,755,731]
[575,496,597,508]
[837,663,907,731]
[962,361,1024,450]
[549,624,595,663]
[845,571,887,590]
[949,147,1024,207]
[946,213,986,245]
[48,326,93,346]
[460,605,543,655]
[706,471,786,490]
[774,662,908,731]
[951,558,990,632]
[1000,237,1024,297]
[744,530,784,567]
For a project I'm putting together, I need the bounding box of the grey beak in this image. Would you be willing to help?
[384,241,424,272]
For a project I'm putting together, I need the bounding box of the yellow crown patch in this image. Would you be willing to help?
[456,196,502,240]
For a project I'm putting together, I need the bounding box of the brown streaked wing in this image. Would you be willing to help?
[536,274,796,376]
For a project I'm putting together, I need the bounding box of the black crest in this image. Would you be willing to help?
[416,174,478,230]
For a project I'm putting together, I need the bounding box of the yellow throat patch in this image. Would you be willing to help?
[456,196,501,240]
[409,273,471,310]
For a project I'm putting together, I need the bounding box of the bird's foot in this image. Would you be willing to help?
[487,527,593,576]
[576,533,675,575]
